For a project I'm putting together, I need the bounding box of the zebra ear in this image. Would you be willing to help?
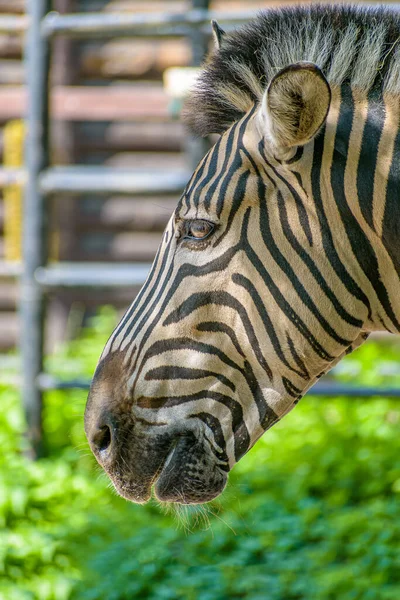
[211,20,225,50]
[260,62,331,154]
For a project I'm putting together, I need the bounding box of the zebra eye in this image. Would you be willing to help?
[183,219,214,241]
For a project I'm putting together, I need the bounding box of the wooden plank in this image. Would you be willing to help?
[73,121,185,154]
[105,151,186,169]
[0,311,19,350]
[0,0,25,13]
[43,287,142,309]
[78,231,162,261]
[0,281,18,310]
[79,38,190,80]
[0,59,24,84]
[0,85,169,120]
[0,34,23,58]
[100,1,186,12]
[54,86,168,120]
[75,196,176,231]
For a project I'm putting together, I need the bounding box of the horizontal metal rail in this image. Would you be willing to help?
[0,167,25,187]
[15,0,399,456]
[0,260,22,277]
[39,166,190,195]
[0,165,190,195]
[38,374,92,390]
[34,262,151,288]
[36,374,400,396]
[6,6,400,38]
[308,383,400,397]
[41,10,257,38]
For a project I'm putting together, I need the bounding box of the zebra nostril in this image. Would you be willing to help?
[91,424,112,458]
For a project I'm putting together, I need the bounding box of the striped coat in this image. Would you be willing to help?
[85,4,400,505]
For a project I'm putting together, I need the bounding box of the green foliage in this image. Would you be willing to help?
[1,308,400,599]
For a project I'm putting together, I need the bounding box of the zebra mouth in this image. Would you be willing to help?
[153,434,228,504]
[161,440,178,471]
[107,433,227,505]
[86,403,228,505]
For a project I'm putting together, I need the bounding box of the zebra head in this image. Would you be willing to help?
[85,6,400,504]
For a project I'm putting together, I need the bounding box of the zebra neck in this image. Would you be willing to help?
[303,86,400,333]
[331,86,399,331]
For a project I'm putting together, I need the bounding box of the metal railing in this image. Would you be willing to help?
[5,1,397,457]
[21,0,223,457]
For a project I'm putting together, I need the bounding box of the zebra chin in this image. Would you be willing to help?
[85,364,230,505]
[102,431,228,505]
[153,434,228,504]
[85,405,228,505]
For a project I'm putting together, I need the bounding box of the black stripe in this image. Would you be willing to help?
[232,272,308,379]
[331,87,400,330]
[285,333,309,378]
[244,148,353,347]
[121,230,179,346]
[204,122,237,211]
[275,190,362,328]
[180,144,215,213]
[138,337,278,433]
[282,376,302,398]
[131,244,241,371]
[145,366,235,392]
[139,391,246,463]
[190,137,222,211]
[189,412,231,467]
[163,291,273,380]
[356,91,385,232]
[382,113,400,283]
[260,146,313,246]
[108,228,168,350]
[310,89,372,318]
[196,321,245,357]
[213,169,250,248]
[140,337,243,378]
[241,359,279,431]
[240,212,334,361]
[284,145,304,165]
[215,112,252,218]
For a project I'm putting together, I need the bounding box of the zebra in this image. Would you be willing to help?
[85,4,400,505]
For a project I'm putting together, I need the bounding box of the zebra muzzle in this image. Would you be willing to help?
[85,404,227,504]
[153,431,228,504]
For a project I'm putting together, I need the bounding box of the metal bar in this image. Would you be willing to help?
[21,0,51,459]
[185,0,212,170]
[308,382,400,397]
[0,168,26,187]
[35,262,151,288]
[37,374,91,390]
[40,5,400,39]
[0,260,22,277]
[39,166,190,195]
[0,85,170,122]
[35,374,400,397]
[41,9,256,38]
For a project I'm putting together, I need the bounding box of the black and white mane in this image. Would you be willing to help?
[184,4,400,135]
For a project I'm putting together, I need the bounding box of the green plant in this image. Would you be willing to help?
[1,308,400,600]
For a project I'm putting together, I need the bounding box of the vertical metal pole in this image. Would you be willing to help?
[22,0,51,459]
[186,0,211,169]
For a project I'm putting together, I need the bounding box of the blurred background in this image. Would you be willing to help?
[1,1,400,599]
